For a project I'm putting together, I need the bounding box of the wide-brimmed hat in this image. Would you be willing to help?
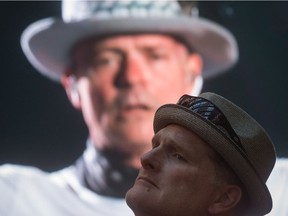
[153,92,276,215]
[21,0,238,81]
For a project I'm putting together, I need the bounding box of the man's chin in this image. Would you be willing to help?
[113,114,153,132]
[116,109,153,122]
[116,131,152,148]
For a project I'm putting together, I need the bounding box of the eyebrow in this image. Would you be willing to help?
[151,134,159,148]
[139,42,167,49]
[152,133,187,152]
[94,47,125,56]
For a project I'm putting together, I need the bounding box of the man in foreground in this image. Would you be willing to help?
[126,92,276,216]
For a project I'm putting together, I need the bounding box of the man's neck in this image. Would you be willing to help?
[75,140,139,198]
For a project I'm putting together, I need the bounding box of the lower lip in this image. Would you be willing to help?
[119,108,149,117]
[137,178,157,188]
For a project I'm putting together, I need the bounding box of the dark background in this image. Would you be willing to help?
[1,1,287,171]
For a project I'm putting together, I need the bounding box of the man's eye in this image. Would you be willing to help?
[173,153,187,162]
[91,52,122,69]
[148,52,165,60]
[152,142,160,149]
[92,57,114,68]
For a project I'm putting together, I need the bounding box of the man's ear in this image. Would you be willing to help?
[208,185,242,215]
[184,53,203,92]
[61,68,81,110]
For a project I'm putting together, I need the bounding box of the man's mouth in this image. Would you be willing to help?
[136,176,159,189]
[114,103,151,121]
[124,104,149,111]
[113,92,156,118]
[119,103,151,114]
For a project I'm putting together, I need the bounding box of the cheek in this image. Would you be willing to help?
[163,172,215,211]
[77,77,110,120]
[162,165,213,196]
[154,81,187,106]
[158,172,199,213]
[151,67,188,102]
[83,73,117,103]
[90,71,116,95]
[155,63,186,82]
[162,168,197,193]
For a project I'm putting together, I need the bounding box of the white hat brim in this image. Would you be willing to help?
[21,16,239,81]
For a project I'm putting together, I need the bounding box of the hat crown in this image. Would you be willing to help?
[200,92,276,182]
[62,0,189,22]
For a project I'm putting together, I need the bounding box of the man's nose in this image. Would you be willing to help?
[140,148,161,171]
[114,54,150,88]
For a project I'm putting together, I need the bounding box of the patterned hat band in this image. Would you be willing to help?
[177,94,244,152]
[62,0,197,22]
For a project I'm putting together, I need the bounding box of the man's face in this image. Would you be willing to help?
[67,34,202,167]
[126,124,220,216]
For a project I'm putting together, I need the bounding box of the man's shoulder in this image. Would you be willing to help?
[267,157,288,193]
[275,157,288,167]
[0,163,47,178]
[0,164,134,216]
[266,158,288,215]
[0,163,50,190]
[268,157,288,178]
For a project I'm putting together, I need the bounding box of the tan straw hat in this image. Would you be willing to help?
[21,0,238,81]
[153,92,276,215]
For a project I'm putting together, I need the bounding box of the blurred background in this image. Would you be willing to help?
[1,1,287,171]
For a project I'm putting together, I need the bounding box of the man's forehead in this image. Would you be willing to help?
[75,34,189,52]
[155,125,225,169]
[153,124,211,153]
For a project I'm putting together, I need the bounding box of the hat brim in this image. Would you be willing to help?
[153,104,272,215]
[21,16,238,81]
